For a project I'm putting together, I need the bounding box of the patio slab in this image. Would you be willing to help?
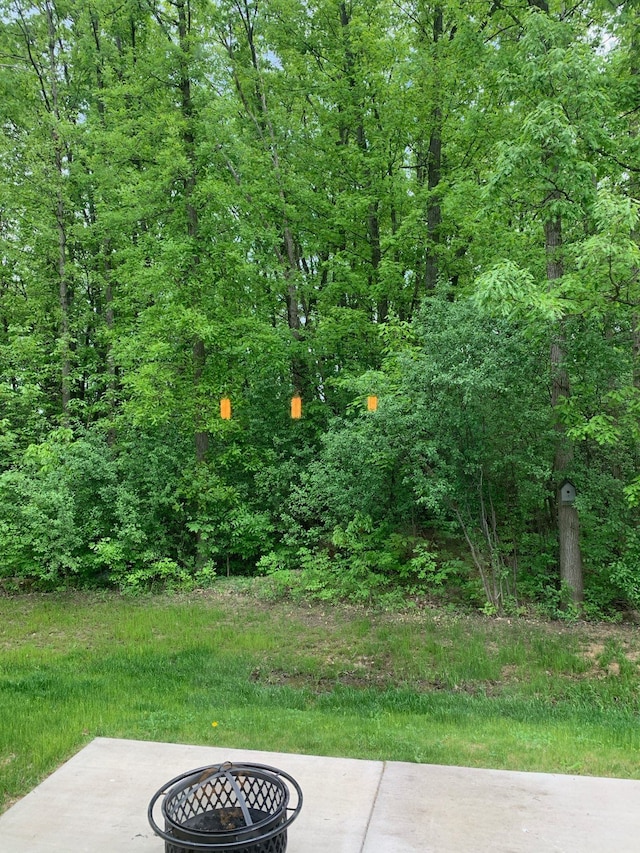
[1,738,639,851]
[361,759,640,853]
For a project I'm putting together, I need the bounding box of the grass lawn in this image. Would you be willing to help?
[1,582,640,813]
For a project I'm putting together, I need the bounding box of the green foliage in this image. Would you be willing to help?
[0,427,195,589]
[609,534,640,611]
[113,558,217,596]
[472,261,566,322]
[391,299,553,609]
[0,468,80,584]
[261,516,404,605]
[0,0,639,613]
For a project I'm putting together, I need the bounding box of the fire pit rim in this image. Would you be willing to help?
[147,761,303,851]
[162,762,289,838]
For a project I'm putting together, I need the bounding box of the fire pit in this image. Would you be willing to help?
[147,761,303,853]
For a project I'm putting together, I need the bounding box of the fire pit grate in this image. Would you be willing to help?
[148,762,303,853]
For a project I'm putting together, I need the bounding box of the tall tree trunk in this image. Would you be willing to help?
[45,2,71,420]
[633,317,640,389]
[424,7,443,294]
[371,200,387,322]
[91,14,118,443]
[56,188,70,419]
[424,111,442,294]
[173,0,210,568]
[104,272,117,445]
[339,3,384,321]
[177,0,209,464]
[546,215,584,604]
[226,0,306,391]
[630,29,640,391]
[412,5,443,310]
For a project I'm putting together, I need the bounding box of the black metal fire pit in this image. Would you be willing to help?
[148,761,303,853]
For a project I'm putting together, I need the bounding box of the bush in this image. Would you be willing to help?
[0,427,192,588]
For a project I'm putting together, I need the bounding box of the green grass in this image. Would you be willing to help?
[1,584,640,813]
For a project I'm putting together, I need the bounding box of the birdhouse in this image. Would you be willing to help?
[560,480,577,505]
[367,395,378,412]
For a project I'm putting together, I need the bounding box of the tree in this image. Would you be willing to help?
[0,1,80,422]
[470,8,614,603]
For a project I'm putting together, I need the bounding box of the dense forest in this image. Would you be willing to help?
[0,0,638,615]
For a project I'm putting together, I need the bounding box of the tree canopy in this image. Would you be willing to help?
[1,0,638,615]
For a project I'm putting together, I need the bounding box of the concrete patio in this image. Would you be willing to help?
[1,737,639,851]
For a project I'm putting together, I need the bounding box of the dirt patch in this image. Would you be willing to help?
[500,664,519,680]
[583,643,605,661]
[576,637,640,679]
[255,663,393,691]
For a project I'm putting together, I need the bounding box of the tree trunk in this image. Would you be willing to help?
[557,498,583,601]
[546,215,584,604]
[628,30,640,449]
[91,16,118,443]
[56,189,71,419]
[228,0,307,392]
[412,6,443,309]
[633,313,640,391]
[424,111,442,294]
[177,0,209,464]
[45,2,71,420]
[339,3,385,321]
[104,273,117,446]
